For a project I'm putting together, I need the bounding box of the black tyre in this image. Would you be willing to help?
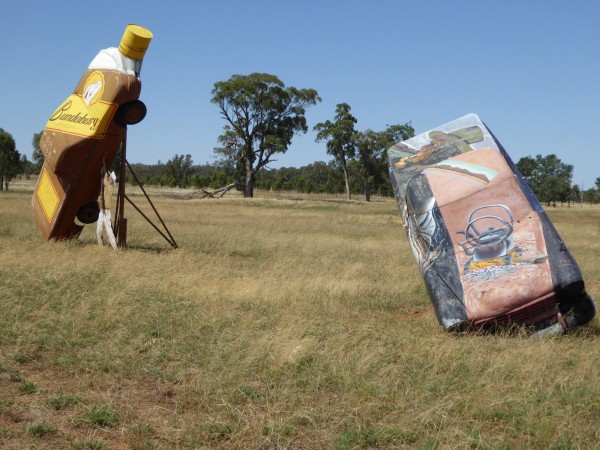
[77,201,100,224]
[115,100,147,125]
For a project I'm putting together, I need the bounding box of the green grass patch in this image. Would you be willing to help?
[72,440,109,450]
[74,404,119,428]
[26,422,54,437]
[17,381,37,395]
[335,426,418,449]
[49,394,85,410]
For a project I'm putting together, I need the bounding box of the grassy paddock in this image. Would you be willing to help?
[1,182,599,449]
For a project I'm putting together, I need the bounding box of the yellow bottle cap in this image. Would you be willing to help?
[118,24,153,60]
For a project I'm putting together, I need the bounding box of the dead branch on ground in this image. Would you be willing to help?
[166,183,238,200]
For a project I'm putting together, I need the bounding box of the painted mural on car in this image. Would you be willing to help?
[388,114,594,335]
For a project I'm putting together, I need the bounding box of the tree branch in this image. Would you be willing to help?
[166,183,239,200]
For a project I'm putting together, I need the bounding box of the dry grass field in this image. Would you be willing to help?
[1,179,600,449]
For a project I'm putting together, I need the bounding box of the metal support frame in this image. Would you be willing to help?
[113,130,178,249]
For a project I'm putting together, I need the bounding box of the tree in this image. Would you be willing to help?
[0,128,21,190]
[583,188,598,205]
[570,184,582,206]
[211,73,321,198]
[301,161,334,193]
[314,103,358,200]
[20,154,37,178]
[516,154,573,206]
[353,123,414,201]
[32,131,44,171]
[165,154,193,188]
[515,155,536,179]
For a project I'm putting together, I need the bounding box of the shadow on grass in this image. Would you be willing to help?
[445,317,600,340]
[70,237,175,254]
[121,243,174,254]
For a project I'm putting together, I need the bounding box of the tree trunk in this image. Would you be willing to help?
[244,158,254,198]
[342,163,351,200]
[244,180,254,198]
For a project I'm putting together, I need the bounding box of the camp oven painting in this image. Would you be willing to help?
[387,114,595,335]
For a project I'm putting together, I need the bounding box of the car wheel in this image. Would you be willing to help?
[115,100,147,125]
[77,201,100,224]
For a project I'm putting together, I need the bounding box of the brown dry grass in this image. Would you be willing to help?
[1,180,600,449]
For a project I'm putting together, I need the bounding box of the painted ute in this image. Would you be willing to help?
[387,114,595,335]
[32,25,151,240]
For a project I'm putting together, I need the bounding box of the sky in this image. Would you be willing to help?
[1,0,599,189]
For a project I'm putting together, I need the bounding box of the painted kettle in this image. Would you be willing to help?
[457,204,514,262]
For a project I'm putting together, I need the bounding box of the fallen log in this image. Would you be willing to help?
[166,183,238,200]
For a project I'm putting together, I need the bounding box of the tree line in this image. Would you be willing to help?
[2,72,600,204]
[124,159,395,198]
[516,154,600,206]
[127,153,600,205]
[0,128,39,190]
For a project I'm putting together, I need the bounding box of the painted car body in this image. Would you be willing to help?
[32,67,144,240]
[32,25,152,241]
[388,114,595,333]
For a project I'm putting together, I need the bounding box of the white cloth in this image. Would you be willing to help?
[97,209,118,250]
[88,47,142,76]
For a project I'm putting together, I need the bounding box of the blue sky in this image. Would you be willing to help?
[2,0,599,188]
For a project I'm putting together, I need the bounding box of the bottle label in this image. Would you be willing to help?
[35,168,61,222]
[45,71,117,138]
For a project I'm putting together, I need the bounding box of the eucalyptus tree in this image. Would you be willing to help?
[0,128,21,190]
[314,103,358,200]
[516,154,573,206]
[32,131,44,170]
[354,123,414,201]
[165,154,194,188]
[212,73,321,197]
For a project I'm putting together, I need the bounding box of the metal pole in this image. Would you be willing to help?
[126,159,178,248]
[116,131,128,248]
